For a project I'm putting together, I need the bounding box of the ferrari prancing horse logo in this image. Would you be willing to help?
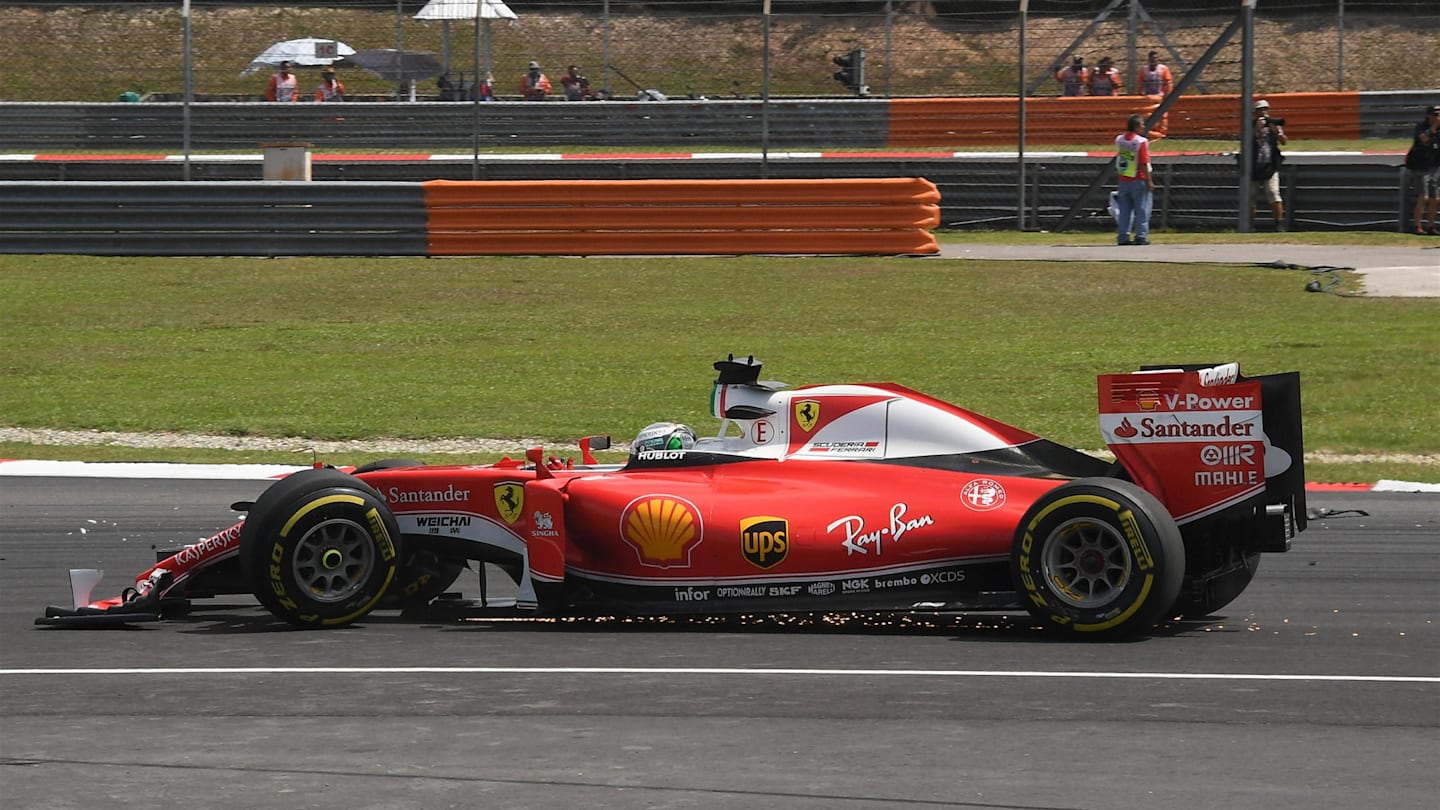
[794,399,820,433]
[494,482,524,524]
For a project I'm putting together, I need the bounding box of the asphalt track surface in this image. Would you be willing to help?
[1,478,1436,810]
[938,242,1440,298]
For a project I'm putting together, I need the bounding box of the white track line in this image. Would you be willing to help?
[0,459,304,479]
[0,666,1434,683]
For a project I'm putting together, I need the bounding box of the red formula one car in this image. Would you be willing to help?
[40,355,1306,639]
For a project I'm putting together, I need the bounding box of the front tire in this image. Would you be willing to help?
[350,458,466,609]
[240,467,401,628]
[383,548,467,610]
[1011,478,1184,640]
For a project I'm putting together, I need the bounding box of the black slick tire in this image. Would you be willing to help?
[240,467,401,628]
[1011,478,1185,640]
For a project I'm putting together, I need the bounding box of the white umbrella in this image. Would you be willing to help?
[240,38,356,77]
[414,0,517,21]
[415,0,517,78]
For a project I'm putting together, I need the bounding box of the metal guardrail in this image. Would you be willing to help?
[0,99,884,152]
[0,182,430,256]
[1356,91,1438,138]
[0,91,1431,152]
[0,151,1405,240]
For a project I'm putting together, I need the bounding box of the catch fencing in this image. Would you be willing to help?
[5,1,1435,105]
[5,2,1433,236]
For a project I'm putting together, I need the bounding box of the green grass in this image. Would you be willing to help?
[950,230,1430,247]
[2,247,1436,483]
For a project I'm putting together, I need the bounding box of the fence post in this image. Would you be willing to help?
[1017,0,1029,231]
[1159,163,1171,230]
[1397,167,1409,233]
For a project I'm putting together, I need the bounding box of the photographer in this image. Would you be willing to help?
[1250,99,1288,231]
[1088,56,1121,96]
[1405,104,1440,236]
[1055,56,1088,97]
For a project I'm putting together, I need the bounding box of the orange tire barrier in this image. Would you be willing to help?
[888,97,1164,147]
[421,178,941,256]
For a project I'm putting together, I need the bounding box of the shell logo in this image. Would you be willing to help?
[620,495,703,568]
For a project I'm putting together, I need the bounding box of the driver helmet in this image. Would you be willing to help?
[632,422,697,454]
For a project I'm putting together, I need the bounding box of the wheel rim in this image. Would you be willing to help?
[291,517,376,604]
[1041,517,1132,608]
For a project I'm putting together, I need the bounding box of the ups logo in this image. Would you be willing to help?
[740,516,788,569]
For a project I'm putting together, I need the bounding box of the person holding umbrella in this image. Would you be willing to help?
[315,66,345,102]
[266,61,298,102]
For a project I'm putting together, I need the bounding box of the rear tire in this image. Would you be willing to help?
[1170,547,1261,620]
[1011,478,1184,640]
[240,467,401,628]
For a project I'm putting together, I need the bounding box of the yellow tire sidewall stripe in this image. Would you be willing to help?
[275,492,397,626]
[280,493,365,538]
[1026,492,1158,633]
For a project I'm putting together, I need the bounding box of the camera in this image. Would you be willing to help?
[1266,116,1286,126]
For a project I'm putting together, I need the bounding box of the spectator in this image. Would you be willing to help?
[1138,50,1173,96]
[314,66,345,102]
[1055,56,1088,97]
[519,61,551,101]
[437,72,460,100]
[266,61,298,102]
[1404,104,1440,235]
[561,65,594,101]
[439,72,494,101]
[1088,56,1121,96]
[1250,99,1288,231]
[1114,113,1155,245]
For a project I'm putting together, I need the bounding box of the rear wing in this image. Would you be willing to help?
[1098,364,1305,544]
